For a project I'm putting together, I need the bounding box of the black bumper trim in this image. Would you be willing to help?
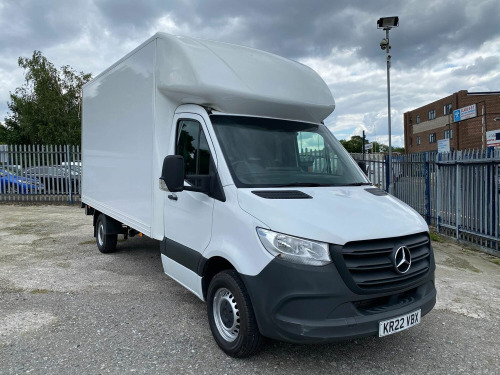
[241,257,436,343]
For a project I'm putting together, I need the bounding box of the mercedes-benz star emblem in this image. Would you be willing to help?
[393,246,412,274]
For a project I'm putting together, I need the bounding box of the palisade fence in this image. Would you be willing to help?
[0,145,81,203]
[350,153,388,190]
[1,144,500,255]
[352,150,500,255]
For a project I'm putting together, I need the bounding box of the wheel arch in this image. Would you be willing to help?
[93,211,123,237]
[92,210,102,237]
[201,256,236,300]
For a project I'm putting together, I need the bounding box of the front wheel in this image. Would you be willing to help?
[207,270,263,358]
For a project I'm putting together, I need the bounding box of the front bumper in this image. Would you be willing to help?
[241,258,436,343]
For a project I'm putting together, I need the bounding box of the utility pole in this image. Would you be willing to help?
[362,130,366,157]
[378,16,399,194]
[385,26,393,193]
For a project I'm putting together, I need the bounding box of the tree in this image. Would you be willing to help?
[339,135,366,153]
[339,135,404,154]
[0,51,91,145]
[369,141,385,153]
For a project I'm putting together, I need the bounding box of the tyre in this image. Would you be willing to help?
[207,270,263,358]
[96,214,117,253]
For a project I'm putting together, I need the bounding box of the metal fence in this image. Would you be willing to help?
[435,149,500,252]
[354,150,500,255]
[393,152,438,225]
[350,153,387,190]
[0,145,81,203]
[2,143,499,255]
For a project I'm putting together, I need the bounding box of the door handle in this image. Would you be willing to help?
[168,194,178,201]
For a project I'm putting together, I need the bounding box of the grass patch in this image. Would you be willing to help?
[6,222,42,235]
[31,237,57,246]
[78,240,95,245]
[430,232,444,242]
[30,288,51,294]
[489,258,500,266]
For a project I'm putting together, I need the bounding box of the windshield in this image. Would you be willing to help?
[210,115,369,188]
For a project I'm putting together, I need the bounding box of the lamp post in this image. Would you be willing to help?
[378,16,399,194]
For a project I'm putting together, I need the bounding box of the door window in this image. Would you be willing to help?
[176,120,211,185]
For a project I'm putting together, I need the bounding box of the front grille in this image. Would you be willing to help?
[333,232,431,293]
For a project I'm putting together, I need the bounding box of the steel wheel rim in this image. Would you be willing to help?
[213,287,240,342]
[97,222,104,247]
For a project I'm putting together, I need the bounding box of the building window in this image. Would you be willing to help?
[417,136,421,145]
[410,137,413,146]
[416,115,420,124]
[428,109,436,120]
[444,129,453,139]
[409,116,413,125]
[429,133,436,143]
[444,103,452,115]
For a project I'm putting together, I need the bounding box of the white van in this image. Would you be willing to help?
[82,33,436,357]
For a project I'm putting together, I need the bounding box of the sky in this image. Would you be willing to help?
[0,0,499,147]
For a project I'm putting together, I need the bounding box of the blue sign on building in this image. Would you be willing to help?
[453,104,476,123]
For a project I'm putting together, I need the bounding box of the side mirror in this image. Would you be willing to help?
[161,155,185,192]
[357,160,368,176]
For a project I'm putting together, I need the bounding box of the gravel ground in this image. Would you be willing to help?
[0,204,499,375]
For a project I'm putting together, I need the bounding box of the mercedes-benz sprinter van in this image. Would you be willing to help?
[82,33,436,357]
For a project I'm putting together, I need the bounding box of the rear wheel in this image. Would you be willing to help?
[96,214,117,253]
[207,270,263,358]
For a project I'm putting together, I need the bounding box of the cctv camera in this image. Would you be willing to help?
[380,38,389,50]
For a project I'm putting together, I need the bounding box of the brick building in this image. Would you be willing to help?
[404,90,500,153]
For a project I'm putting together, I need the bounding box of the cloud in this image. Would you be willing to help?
[1,0,499,150]
[452,56,500,76]
[0,1,93,54]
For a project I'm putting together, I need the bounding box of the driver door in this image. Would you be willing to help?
[162,114,216,298]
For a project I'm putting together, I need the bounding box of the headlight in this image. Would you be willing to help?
[256,228,331,266]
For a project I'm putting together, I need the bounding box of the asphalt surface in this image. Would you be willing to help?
[0,204,499,375]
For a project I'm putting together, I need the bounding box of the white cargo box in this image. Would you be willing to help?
[82,33,335,239]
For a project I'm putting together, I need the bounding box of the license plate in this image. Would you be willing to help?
[379,309,421,337]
